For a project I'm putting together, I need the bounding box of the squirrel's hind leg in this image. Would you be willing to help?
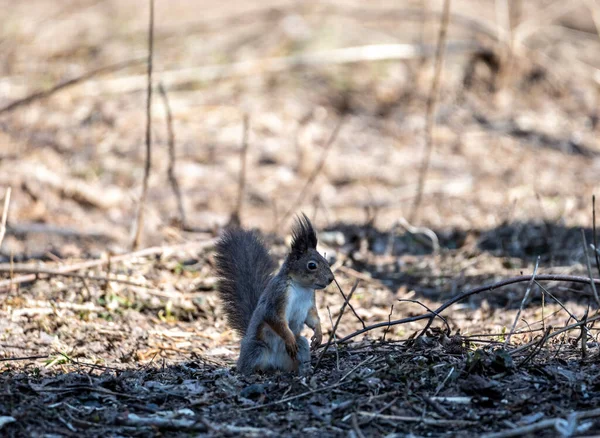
[297,336,312,375]
[237,338,269,375]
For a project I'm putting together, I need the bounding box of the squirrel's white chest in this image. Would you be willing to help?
[285,282,314,334]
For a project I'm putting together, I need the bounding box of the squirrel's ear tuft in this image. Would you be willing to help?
[291,213,318,256]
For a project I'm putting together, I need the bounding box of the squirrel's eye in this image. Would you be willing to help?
[307,261,318,271]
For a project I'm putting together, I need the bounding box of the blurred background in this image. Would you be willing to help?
[1,0,599,261]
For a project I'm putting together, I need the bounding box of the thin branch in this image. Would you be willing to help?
[382,304,394,341]
[0,58,143,115]
[0,239,216,291]
[505,256,539,347]
[313,280,359,373]
[0,266,151,288]
[333,277,366,329]
[229,114,250,227]
[409,0,452,223]
[278,117,345,228]
[0,187,12,250]
[131,0,155,251]
[337,274,600,344]
[517,325,552,367]
[593,195,600,278]
[510,314,600,355]
[158,82,187,228]
[582,228,600,306]
[0,355,49,362]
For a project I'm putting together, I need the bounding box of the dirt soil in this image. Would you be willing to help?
[1,0,600,436]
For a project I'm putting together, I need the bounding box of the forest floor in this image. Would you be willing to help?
[1,0,600,436]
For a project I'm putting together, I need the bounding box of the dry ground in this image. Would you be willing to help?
[1,0,600,436]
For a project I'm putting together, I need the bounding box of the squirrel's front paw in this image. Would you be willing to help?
[286,340,298,359]
[311,330,322,349]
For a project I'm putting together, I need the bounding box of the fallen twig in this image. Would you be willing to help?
[131,0,155,251]
[0,355,48,362]
[333,277,366,329]
[0,58,143,115]
[510,314,600,356]
[0,238,216,291]
[480,407,600,438]
[357,411,475,427]
[581,228,600,306]
[409,0,451,223]
[0,187,11,250]
[85,42,479,95]
[0,266,151,288]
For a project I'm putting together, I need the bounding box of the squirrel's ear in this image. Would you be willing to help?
[291,213,318,256]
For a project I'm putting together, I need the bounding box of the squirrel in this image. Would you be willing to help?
[214,214,334,375]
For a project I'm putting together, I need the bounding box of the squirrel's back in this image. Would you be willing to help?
[214,228,276,336]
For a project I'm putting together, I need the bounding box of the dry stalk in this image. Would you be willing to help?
[333,277,366,329]
[505,256,540,347]
[229,114,250,227]
[313,280,359,373]
[158,82,187,228]
[326,306,340,371]
[278,117,344,228]
[131,0,155,251]
[581,228,600,306]
[409,0,451,223]
[382,304,394,342]
[593,195,600,278]
[0,187,12,250]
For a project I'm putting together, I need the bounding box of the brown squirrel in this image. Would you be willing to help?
[215,214,334,375]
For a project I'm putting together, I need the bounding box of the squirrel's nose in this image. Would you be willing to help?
[327,273,334,284]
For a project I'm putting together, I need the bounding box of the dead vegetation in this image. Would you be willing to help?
[1,0,600,436]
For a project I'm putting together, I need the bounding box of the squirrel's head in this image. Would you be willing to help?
[287,213,334,290]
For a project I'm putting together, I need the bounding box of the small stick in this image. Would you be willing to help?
[0,355,49,362]
[0,239,216,291]
[0,58,143,115]
[326,306,340,371]
[0,266,151,288]
[517,325,552,367]
[351,413,366,438]
[158,82,187,228]
[505,256,539,347]
[382,304,394,341]
[510,314,600,356]
[0,187,11,249]
[581,228,600,306]
[593,195,600,278]
[313,280,359,373]
[580,307,589,359]
[131,0,155,251]
[230,114,250,227]
[398,298,451,335]
[334,277,366,329]
[278,117,345,228]
[409,0,452,223]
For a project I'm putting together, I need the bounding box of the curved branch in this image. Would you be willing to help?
[337,274,600,344]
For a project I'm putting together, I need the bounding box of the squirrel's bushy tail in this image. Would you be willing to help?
[214,229,276,336]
